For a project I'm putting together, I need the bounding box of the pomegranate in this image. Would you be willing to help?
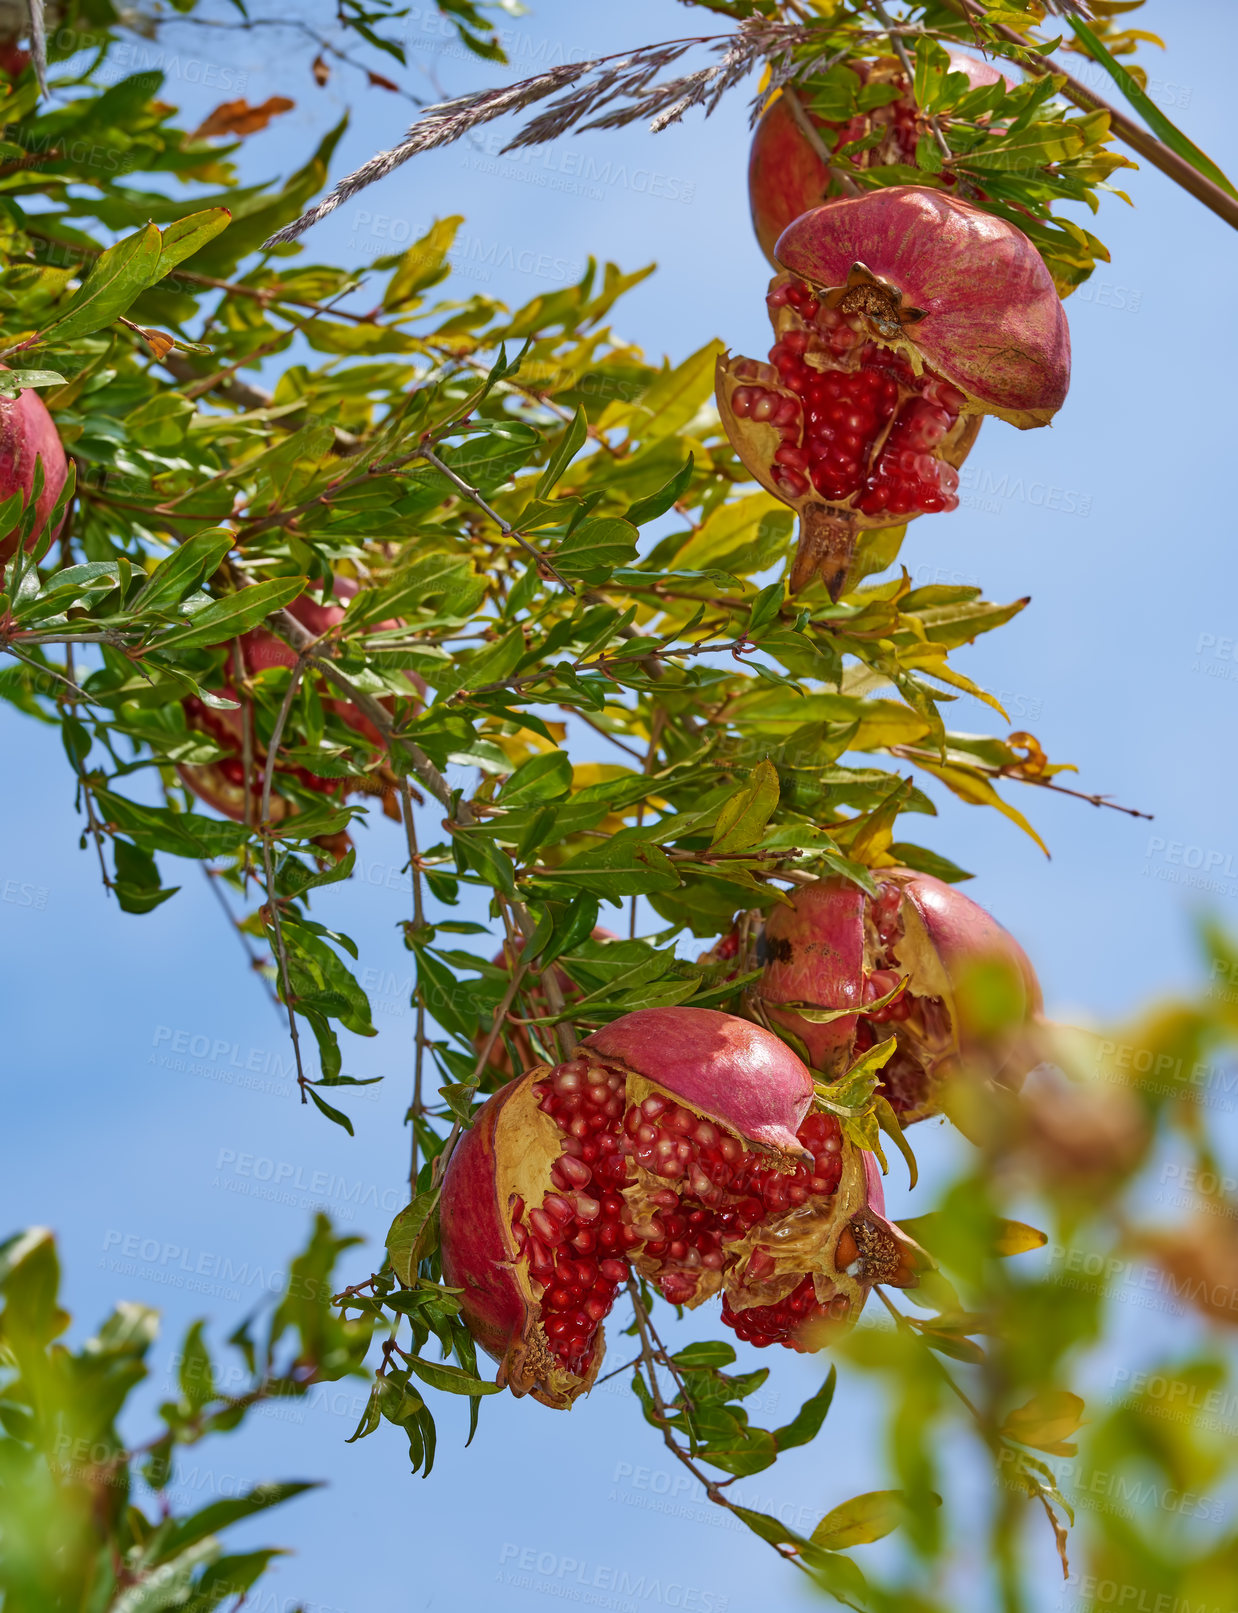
[0,386,68,574]
[439,1007,918,1408]
[749,53,1009,264]
[756,871,1041,1124]
[178,575,413,826]
[716,187,1070,595]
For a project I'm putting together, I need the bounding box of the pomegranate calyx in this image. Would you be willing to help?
[821,260,928,340]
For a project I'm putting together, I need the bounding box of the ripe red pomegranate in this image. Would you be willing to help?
[716,188,1070,595]
[757,871,1042,1124]
[440,1007,918,1407]
[0,386,69,574]
[178,576,411,826]
[749,53,1009,263]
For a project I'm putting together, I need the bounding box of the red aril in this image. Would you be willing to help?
[717,188,1070,596]
[440,1007,918,1407]
[757,871,1042,1123]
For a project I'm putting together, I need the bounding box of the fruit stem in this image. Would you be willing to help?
[790,504,857,600]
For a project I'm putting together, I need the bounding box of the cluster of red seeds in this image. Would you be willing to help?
[728,276,965,520]
[511,1057,853,1373]
[722,1274,846,1349]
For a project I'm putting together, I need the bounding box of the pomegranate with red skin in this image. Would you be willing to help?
[178,575,414,826]
[716,187,1070,596]
[0,386,69,575]
[756,871,1041,1123]
[440,1007,918,1407]
[749,53,1009,264]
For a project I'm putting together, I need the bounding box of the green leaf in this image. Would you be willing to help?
[405,1355,503,1397]
[811,1489,927,1550]
[150,577,307,653]
[1069,17,1238,201]
[161,1483,320,1557]
[37,223,162,346]
[709,758,780,854]
[555,517,638,580]
[386,1192,439,1286]
[130,529,235,616]
[773,1366,836,1451]
[499,748,572,805]
[306,1086,354,1134]
[536,405,588,497]
[626,454,693,525]
[154,209,233,277]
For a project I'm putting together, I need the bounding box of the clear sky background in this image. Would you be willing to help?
[2,2,1236,1609]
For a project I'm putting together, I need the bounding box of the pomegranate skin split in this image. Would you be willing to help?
[716,188,1070,596]
[758,871,1042,1123]
[440,1008,918,1408]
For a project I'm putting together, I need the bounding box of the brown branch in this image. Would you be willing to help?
[888,744,1153,820]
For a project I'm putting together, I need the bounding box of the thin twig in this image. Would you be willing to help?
[257,656,310,1100]
[888,744,1153,820]
[199,863,280,1010]
[417,445,576,595]
[400,776,428,1193]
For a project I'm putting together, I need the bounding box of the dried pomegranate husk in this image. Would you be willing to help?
[178,576,418,827]
[716,187,1070,596]
[440,1006,918,1408]
[749,54,1009,263]
[757,870,1041,1123]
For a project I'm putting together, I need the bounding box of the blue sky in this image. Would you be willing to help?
[2,2,1236,1608]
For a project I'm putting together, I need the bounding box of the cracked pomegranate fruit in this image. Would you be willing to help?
[716,187,1070,596]
[178,575,413,827]
[440,1007,918,1407]
[757,871,1041,1124]
[749,53,1008,264]
[0,386,68,576]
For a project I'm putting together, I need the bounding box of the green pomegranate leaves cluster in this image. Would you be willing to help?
[0,1216,369,1612]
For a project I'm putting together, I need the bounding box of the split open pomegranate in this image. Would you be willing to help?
[748,53,1008,263]
[440,1007,917,1407]
[716,187,1070,595]
[757,871,1042,1123]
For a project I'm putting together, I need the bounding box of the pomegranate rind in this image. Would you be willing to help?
[773,189,1070,428]
[757,870,1042,1123]
[758,879,867,1071]
[0,387,68,566]
[440,1008,902,1402]
[440,1073,604,1409]
[583,1007,812,1157]
[749,53,1007,263]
